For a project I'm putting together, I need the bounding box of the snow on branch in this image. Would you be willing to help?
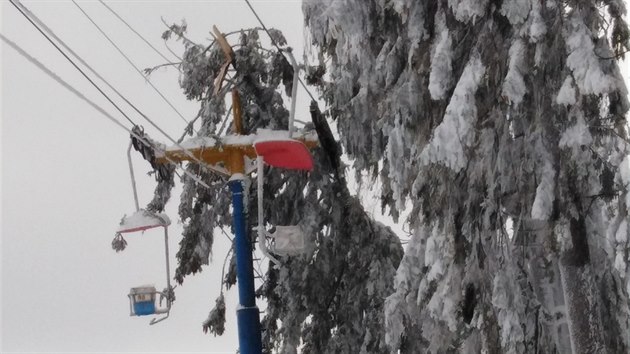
[448,0,489,23]
[429,10,453,100]
[420,54,485,171]
[565,15,616,95]
[500,0,531,26]
[502,39,527,105]
[531,160,556,221]
[556,76,577,106]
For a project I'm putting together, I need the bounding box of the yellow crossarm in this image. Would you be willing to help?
[155,145,254,165]
[155,138,317,175]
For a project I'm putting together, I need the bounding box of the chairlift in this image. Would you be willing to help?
[113,142,175,325]
[254,48,314,265]
[254,149,311,266]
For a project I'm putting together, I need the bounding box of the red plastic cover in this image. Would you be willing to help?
[254,139,313,171]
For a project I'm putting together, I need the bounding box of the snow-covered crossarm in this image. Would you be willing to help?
[155,128,318,172]
[167,136,218,151]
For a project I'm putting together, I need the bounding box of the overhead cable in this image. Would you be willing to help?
[13,0,222,177]
[243,0,318,102]
[68,1,233,175]
[13,0,155,131]
[1,32,133,141]
[9,0,137,127]
[71,0,192,128]
[1,32,211,189]
[97,0,180,70]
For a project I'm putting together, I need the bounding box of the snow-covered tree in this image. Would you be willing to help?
[131,22,404,353]
[302,0,630,353]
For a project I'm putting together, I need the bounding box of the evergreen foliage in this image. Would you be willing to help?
[302,0,630,353]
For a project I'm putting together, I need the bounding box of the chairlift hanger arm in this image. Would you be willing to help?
[149,313,169,325]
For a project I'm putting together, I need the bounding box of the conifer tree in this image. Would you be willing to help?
[302,1,630,353]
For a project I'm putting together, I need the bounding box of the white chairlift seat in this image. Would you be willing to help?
[117,210,170,234]
[268,225,306,256]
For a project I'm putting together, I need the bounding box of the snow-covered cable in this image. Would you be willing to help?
[9,0,137,127]
[18,1,182,135]
[243,0,318,102]
[71,0,192,129]
[15,0,222,179]
[70,0,226,176]
[98,0,180,69]
[0,32,211,189]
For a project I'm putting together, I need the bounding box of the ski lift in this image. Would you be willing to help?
[254,142,313,264]
[254,149,312,266]
[254,48,315,265]
[112,142,175,325]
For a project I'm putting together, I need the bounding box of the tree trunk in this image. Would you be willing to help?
[559,257,604,354]
[527,234,572,353]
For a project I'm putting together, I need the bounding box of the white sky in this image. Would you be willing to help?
[1,1,304,352]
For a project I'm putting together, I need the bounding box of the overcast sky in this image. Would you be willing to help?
[2,1,305,352]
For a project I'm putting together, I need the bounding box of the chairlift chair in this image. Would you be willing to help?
[254,143,312,266]
[253,49,315,265]
[113,142,175,325]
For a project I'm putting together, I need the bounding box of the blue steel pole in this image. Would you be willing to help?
[228,176,263,354]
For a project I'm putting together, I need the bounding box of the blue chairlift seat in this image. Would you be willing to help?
[134,300,156,316]
[129,286,157,316]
